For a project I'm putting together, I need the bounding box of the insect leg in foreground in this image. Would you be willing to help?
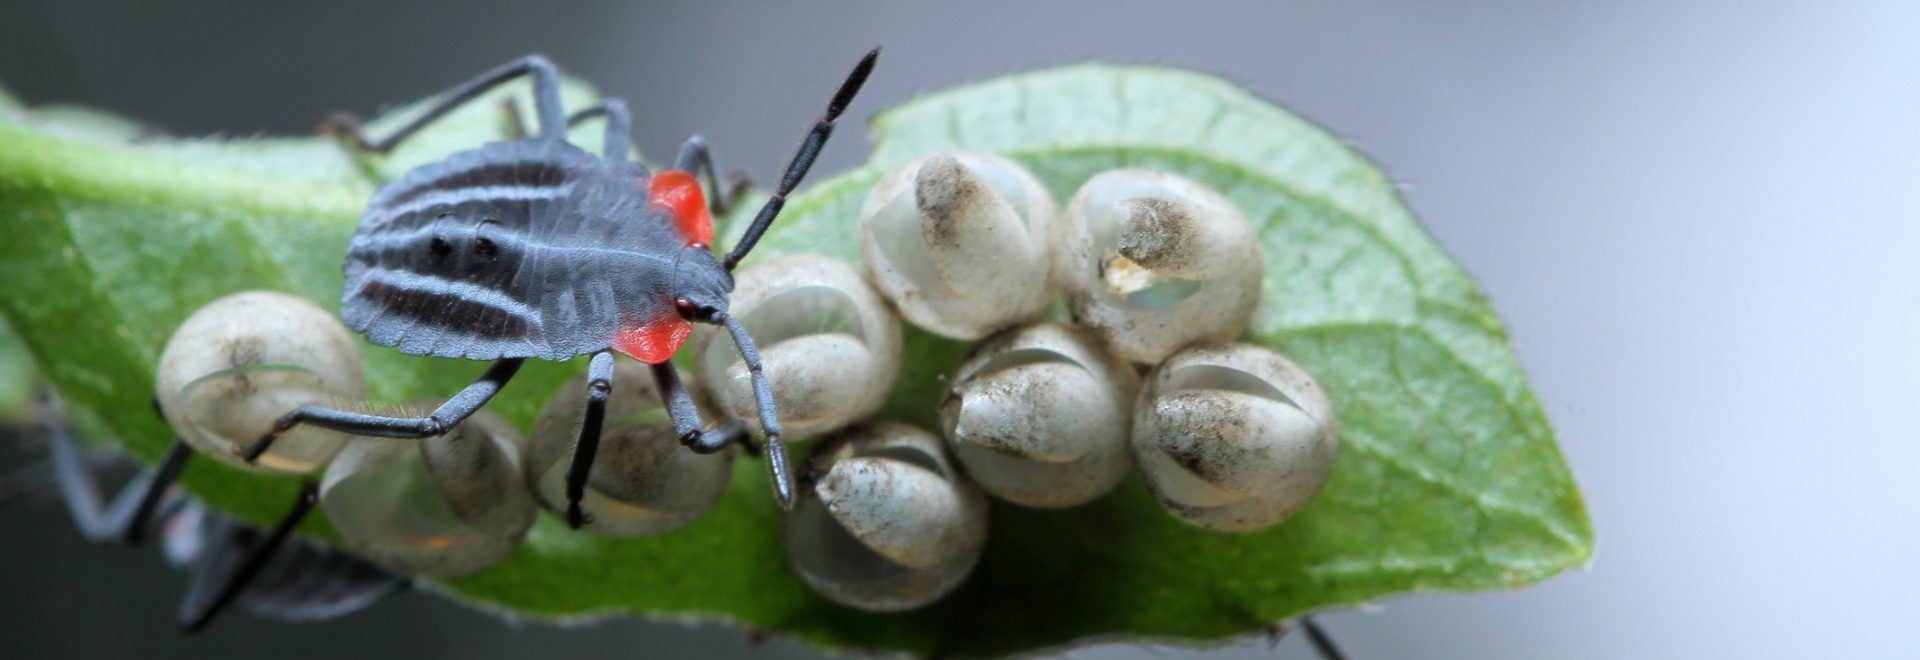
[322,55,567,151]
[648,361,752,453]
[715,313,792,505]
[561,351,615,529]
[241,358,524,463]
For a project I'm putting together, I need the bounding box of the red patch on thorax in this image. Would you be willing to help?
[648,171,713,246]
[611,315,692,364]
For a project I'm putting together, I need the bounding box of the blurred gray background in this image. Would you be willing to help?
[3,1,1916,658]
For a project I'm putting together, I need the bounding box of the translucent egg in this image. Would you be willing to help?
[155,291,365,474]
[320,407,535,578]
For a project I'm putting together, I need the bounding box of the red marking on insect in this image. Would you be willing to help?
[648,170,712,246]
[611,315,692,365]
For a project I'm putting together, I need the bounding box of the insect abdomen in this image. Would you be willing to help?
[341,139,598,361]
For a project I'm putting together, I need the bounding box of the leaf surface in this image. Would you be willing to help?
[0,64,1588,657]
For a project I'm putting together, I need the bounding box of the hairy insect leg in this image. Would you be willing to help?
[715,313,794,509]
[647,360,743,454]
[566,100,633,163]
[322,55,567,153]
[672,135,749,217]
[561,351,616,529]
[242,358,526,464]
[178,481,318,634]
[723,48,880,270]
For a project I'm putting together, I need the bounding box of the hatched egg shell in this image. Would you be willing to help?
[816,455,981,569]
[859,150,1057,339]
[781,422,987,612]
[1132,343,1338,532]
[948,362,1111,463]
[939,323,1138,508]
[155,290,365,474]
[1055,170,1262,364]
[1112,196,1251,282]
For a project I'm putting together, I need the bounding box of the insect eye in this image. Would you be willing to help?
[429,237,451,255]
[674,297,697,319]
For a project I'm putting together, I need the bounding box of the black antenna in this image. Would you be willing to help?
[724,48,879,270]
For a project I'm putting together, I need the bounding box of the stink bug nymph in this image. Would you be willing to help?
[240,50,881,527]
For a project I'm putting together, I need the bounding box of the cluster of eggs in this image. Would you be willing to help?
[154,291,738,579]
[151,151,1337,612]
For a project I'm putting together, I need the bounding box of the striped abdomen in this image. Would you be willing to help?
[340,139,681,362]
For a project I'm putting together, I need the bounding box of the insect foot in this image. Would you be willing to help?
[859,151,1058,340]
[156,291,365,473]
[781,422,988,612]
[1055,170,1262,364]
[1132,344,1337,532]
[692,254,901,439]
[938,323,1139,508]
[526,357,734,536]
[320,406,536,578]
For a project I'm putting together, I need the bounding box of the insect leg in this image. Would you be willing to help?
[647,360,746,454]
[672,135,749,216]
[561,350,615,529]
[46,412,190,546]
[46,416,128,543]
[722,48,879,270]
[241,358,526,464]
[715,312,794,509]
[178,480,318,633]
[1300,617,1350,660]
[118,438,192,546]
[566,100,632,164]
[322,55,567,154]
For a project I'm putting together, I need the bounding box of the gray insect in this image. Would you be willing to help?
[3,397,404,633]
[238,50,880,527]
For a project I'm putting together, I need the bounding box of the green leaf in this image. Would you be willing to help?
[0,64,1589,657]
[0,317,32,421]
